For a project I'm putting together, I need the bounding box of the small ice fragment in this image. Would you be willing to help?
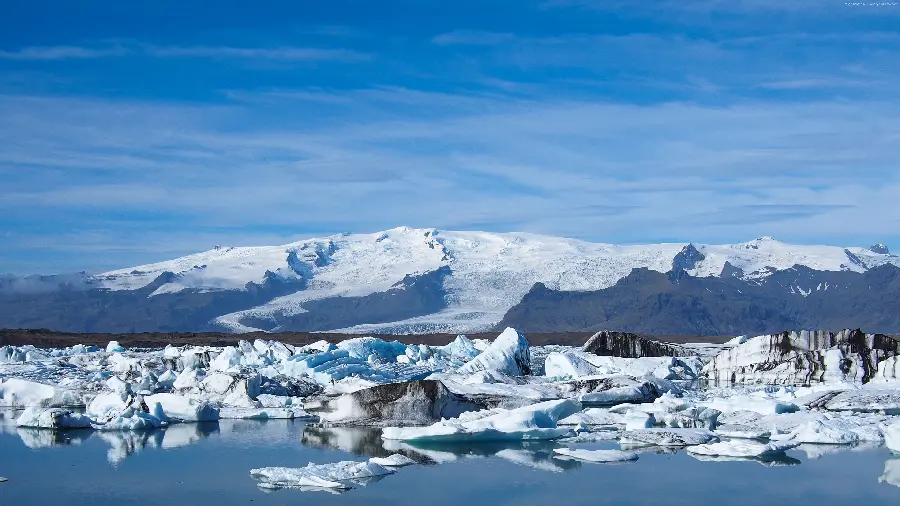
[368,454,416,467]
[686,440,799,458]
[553,448,639,463]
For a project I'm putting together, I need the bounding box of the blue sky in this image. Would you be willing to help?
[2,0,899,274]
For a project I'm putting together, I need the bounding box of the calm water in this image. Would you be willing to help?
[1,413,898,505]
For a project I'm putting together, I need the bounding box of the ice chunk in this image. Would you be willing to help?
[824,390,900,415]
[624,410,656,430]
[0,477,6,482]
[457,328,531,376]
[701,397,799,416]
[771,419,861,445]
[282,349,397,385]
[106,341,125,353]
[381,399,580,443]
[686,440,799,458]
[16,408,92,429]
[87,391,129,419]
[250,460,394,490]
[309,380,482,426]
[368,454,416,467]
[559,408,624,427]
[0,379,82,408]
[544,353,602,380]
[882,421,900,452]
[218,407,315,420]
[620,428,718,447]
[553,448,639,463]
[95,409,167,431]
[144,393,219,422]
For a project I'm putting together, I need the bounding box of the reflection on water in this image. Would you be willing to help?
[688,453,802,467]
[882,458,900,489]
[301,424,582,471]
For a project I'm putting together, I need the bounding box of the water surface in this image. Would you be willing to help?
[1,416,898,505]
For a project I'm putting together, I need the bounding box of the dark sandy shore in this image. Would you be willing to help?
[0,328,733,349]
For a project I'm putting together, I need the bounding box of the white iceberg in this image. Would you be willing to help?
[368,454,416,467]
[0,379,82,408]
[624,410,656,430]
[620,428,718,447]
[106,341,126,353]
[457,328,531,376]
[770,419,862,445]
[882,420,900,452]
[144,393,219,422]
[15,408,92,429]
[553,448,639,463]
[686,440,799,458]
[381,399,580,443]
[250,460,394,489]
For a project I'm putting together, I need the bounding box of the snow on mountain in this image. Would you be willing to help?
[94,227,899,333]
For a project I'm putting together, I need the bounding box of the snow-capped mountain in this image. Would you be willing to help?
[1,227,897,334]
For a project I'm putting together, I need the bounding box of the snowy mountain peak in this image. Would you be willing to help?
[87,228,900,334]
[870,243,890,255]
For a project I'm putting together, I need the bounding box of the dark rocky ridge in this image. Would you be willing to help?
[498,264,900,336]
[582,331,692,358]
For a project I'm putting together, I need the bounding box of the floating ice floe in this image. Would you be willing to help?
[880,420,900,452]
[106,341,126,353]
[771,419,865,445]
[368,454,416,467]
[218,407,315,420]
[381,399,580,443]
[620,428,719,447]
[15,408,92,429]
[686,440,800,458]
[0,477,7,483]
[250,459,395,490]
[552,448,639,463]
[824,389,900,415]
[144,394,219,422]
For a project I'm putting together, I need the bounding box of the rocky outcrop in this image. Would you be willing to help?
[702,329,900,386]
[582,331,688,358]
[305,380,486,426]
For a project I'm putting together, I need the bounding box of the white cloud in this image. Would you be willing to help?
[0,43,368,62]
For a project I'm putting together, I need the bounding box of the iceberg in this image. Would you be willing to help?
[686,440,800,458]
[881,459,900,489]
[552,448,639,463]
[457,328,531,376]
[0,379,82,408]
[381,399,580,443]
[620,428,718,447]
[106,341,126,353]
[250,460,395,490]
[15,408,92,429]
[368,454,416,467]
[144,394,219,422]
[770,419,862,445]
[882,420,900,452]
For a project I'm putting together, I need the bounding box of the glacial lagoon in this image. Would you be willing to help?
[2,417,898,505]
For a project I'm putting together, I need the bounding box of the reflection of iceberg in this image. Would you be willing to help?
[689,453,802,467]
[494,447,580,472]
[301,426,394,459]
[16,428,93,448]
[95,422,218,465]
[797,441,882,460]
[880,459,900,489]
[98,430,164,465]
[161,422,219,449]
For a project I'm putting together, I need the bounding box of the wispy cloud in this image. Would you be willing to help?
[432,31,516,46]
[0,43,368,62]
[0,45,132,60]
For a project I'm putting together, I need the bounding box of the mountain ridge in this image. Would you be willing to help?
[1,226,898,334]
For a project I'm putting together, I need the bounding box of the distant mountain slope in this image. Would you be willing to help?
[1,227,898,334]
[497,264,900,336]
